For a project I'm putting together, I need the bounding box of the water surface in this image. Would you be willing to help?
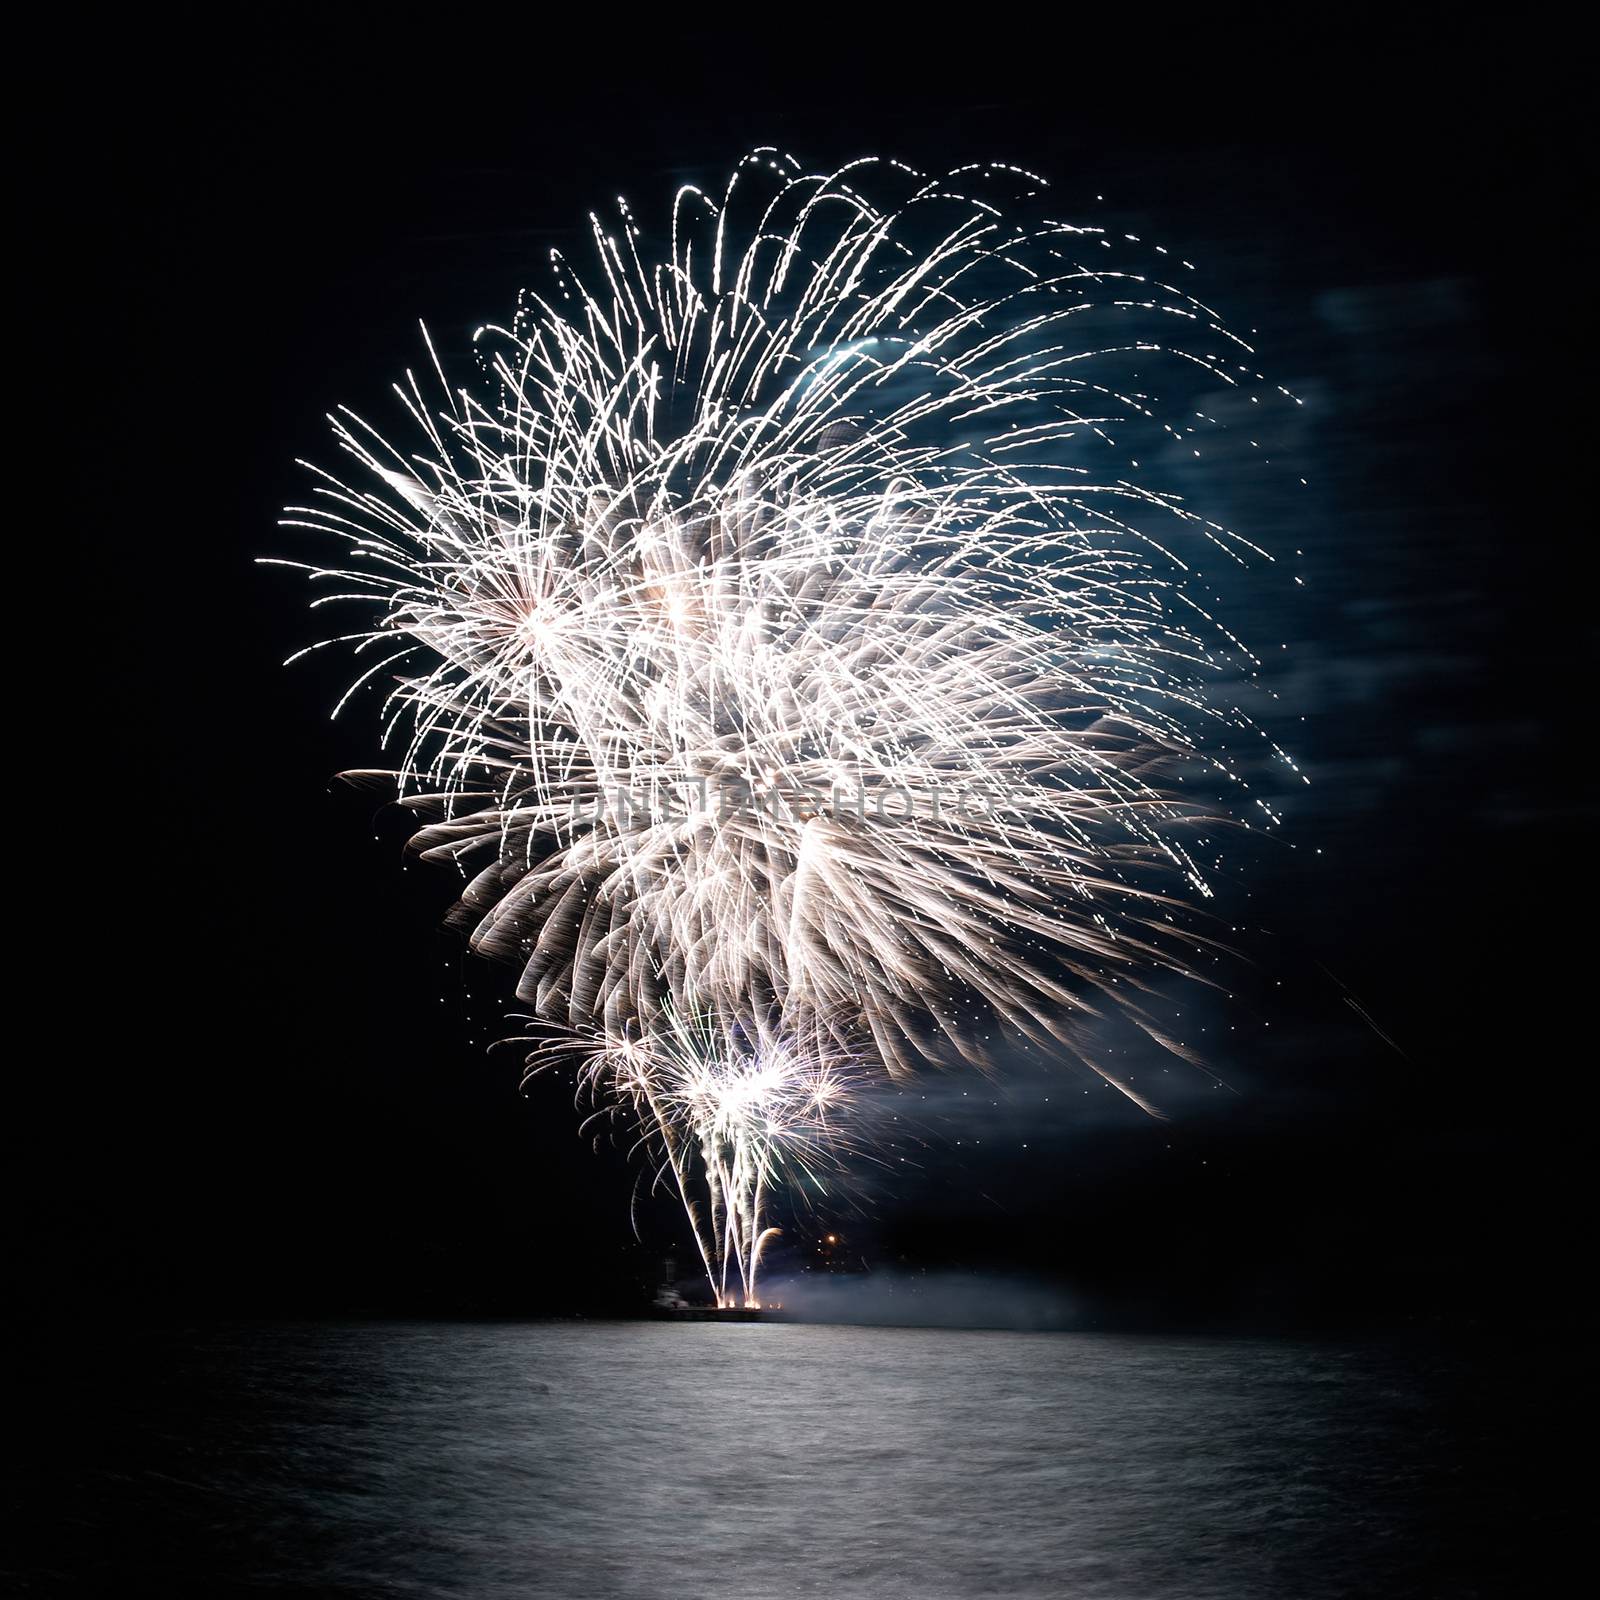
[38,1321,1552,1596]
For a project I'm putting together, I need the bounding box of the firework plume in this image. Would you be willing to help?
[274,152,1295,1303]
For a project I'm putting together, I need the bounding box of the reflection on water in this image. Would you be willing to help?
[46,1321,1551,1596]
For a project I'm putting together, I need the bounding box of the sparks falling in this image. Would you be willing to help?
[273,151,1298,1304]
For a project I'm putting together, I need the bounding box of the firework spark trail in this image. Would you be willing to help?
[273,152,1299,1304]
[519,1013,858,1306]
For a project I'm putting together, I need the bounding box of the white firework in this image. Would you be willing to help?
[524,1012,857,1307]
[273,151,1296,1302]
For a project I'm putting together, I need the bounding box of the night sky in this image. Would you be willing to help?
[37,19,1590,1332]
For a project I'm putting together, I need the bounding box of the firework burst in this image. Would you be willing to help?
[523,1013,858,1306]
[273,152,1297,1301]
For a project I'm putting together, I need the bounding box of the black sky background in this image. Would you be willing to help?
[31,16,1592,1330]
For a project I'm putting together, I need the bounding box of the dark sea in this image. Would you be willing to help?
[20,1320,1566,1597]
